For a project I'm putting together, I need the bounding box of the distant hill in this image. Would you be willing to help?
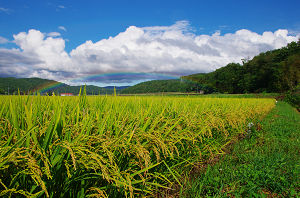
[0,77,55,94]
[103,86,130,90]
[183,40,300,93]
[120,79,215,94]
[0,77,128,95]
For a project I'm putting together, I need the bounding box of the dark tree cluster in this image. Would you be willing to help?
[120,79,215,94]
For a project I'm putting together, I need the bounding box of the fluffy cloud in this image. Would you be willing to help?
[0,21,299,85]
[13,29,71,72]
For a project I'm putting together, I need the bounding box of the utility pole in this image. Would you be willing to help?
[8,85,9,95]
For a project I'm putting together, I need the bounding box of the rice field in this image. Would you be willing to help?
[0,92,275,197]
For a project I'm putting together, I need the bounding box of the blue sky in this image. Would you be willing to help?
[0,0,299,86]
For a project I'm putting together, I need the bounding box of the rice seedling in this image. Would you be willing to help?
[0,93,275,197]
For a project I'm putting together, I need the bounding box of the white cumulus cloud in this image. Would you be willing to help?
[13,29,72,72]
[0,21,299,85]
[68,21,298,76]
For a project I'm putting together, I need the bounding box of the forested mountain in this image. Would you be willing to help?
[0,77,127,95]
[184,40,300,93]
[0,77,55,94]
[120,79,215,94]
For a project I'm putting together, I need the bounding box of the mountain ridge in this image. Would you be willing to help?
[0,77,129,95]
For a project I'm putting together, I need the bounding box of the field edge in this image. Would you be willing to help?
[180,102,300,197]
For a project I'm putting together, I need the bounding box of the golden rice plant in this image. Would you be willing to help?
[0,92,275,197]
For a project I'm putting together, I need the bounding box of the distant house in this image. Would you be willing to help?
[60,93,74,96]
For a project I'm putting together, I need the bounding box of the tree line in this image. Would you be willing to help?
[120,79,215,94]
